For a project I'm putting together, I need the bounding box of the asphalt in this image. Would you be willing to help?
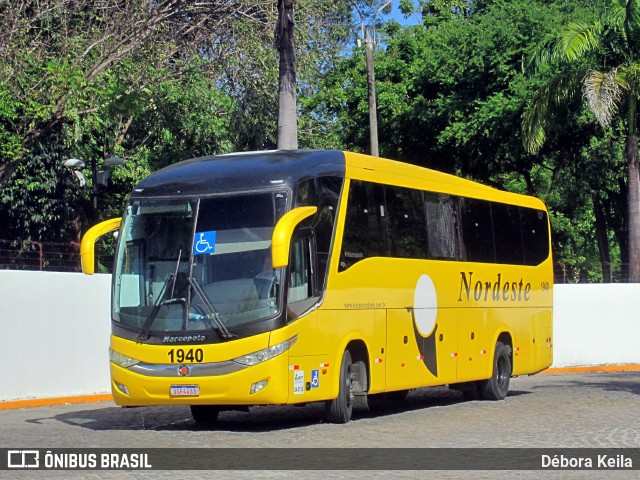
[1,371,639,479]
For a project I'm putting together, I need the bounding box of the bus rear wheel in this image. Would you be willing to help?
[190,405,220,425]
[325,350,353,423]
[480,342,512,400]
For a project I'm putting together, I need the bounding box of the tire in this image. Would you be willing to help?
[190,405,220,425]
[480,342,512,400]
[325,350,353,423]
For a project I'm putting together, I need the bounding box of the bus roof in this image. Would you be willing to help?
[132,150,346,197]
[343,152,546,210]
[131,149,545,210]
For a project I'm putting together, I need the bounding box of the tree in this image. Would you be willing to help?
[274,0,352,150]
[305,0,623,281]
[522,0,640,282]
[0,0,355,251]
[276,0,298,149]
[0,0,269,192]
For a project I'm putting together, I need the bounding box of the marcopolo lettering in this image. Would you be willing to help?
[163,335,206,343]
[458,272,531,302]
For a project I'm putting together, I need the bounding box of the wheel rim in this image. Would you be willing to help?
[345,364,353,408]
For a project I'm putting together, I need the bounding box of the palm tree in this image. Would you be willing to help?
[522,0,640,282]
[276,0,298,149]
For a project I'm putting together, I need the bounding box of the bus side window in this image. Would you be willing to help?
[295,176,342,289]
[520,208,550,265]
[424,192,461,260]
[287,234,318,321]
[385,186,429,259]
[460,197,495,263]
[492,203,525,265]
[288,236,312,303]
[340,180,387,270]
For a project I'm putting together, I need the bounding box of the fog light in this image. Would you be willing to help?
[250,379,268,395]
[115,382,130,396]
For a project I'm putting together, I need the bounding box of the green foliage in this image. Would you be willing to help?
[522,0,640,281]
[0,83,25,160]
[399,0,415,16]
[0,131,85,242]
[304,0,625,281]
[0,0,355,248]
[0,0,634,281]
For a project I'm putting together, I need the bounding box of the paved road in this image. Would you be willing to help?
[2,371,639,479]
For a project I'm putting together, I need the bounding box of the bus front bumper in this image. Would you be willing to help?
[109,353,290,407]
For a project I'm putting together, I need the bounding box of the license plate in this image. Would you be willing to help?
[170,385,200,397]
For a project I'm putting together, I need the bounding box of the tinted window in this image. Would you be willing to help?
[338,180,549,270]
[386,186,429,259]
[492,203,525,265]
[288,237,312,303]
[295,176,342,289]
[520,208,550,265]
[460,197,495,263]
[424,192,461,260]
[340,180,387,270]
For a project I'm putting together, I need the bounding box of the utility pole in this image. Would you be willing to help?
[360,0,391,157]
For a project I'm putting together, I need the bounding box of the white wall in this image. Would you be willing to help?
[0,270,638,402]
[0,270,111,401]
[552,283,640,368]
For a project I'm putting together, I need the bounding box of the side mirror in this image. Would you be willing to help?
[271,206,317,268]
[80,217,122,274]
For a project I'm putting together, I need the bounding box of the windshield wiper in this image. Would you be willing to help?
[138,273,186,341]
[188,278,236,340]
[137,272,235,341]
[139,250,187,341]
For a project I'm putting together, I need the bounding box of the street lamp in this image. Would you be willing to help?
[62,156,126,210]
[63,158,87,187]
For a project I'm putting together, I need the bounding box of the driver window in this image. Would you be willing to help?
[288,237,312,303]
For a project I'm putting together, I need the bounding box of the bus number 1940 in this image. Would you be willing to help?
[168,348,204,363]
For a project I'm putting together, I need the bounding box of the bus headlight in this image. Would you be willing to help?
[109,348,140,369]
[233,335,297,366]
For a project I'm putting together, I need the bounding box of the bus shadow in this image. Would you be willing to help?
[48,387,530,433]
[530,372,640,397]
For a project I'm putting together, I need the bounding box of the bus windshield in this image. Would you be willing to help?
[113,193,285,339]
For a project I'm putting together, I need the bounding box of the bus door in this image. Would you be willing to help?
[385,308,426,391]
[532,309,553,372]
[456,309,491,382]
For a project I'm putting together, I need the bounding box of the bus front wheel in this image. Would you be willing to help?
[325,350,353,423]
[190,405,220,425]
[480,342,512,400]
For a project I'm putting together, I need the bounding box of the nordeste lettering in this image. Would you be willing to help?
[458,272,532,302]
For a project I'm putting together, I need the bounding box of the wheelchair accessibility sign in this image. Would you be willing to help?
[311,369,319,389]
[193,231,216,255]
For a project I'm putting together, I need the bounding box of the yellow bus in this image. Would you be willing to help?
[81,150,553,424]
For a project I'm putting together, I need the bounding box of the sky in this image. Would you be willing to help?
[348,1,421,51]
[352,1,423,29]
[386,0,423,26]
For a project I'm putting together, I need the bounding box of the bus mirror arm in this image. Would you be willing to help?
[271,206,318,268]
[80,217,122,275]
